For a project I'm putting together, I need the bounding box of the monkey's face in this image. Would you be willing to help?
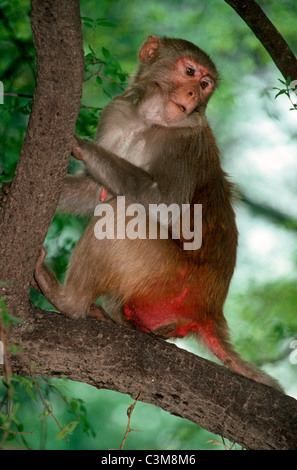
[136,36,218,124]
[165,57,216,120]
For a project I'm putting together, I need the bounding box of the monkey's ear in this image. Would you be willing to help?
[139,35,162,63]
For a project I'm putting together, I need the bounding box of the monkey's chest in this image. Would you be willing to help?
[99,125,150,169]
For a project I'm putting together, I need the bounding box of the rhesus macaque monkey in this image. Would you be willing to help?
[34,36,282,392]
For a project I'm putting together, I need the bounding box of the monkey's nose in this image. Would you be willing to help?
[188,90,198,101]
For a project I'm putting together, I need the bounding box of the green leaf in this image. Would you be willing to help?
[118,73,127,82]
[39,409,50,419]
[55,421,79,440]
[70,400,78,411]
[99,21,117,28]
[103,89,112,99]
[56,428,67,440]
[102,47,111,59]
[274,89,288,99]
[88,44,96,55]
[68,420,79,433]
[0,298,23,328]
[81,17,94,23]
[23,384,37,402]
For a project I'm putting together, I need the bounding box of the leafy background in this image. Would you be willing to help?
[0,0,296,450]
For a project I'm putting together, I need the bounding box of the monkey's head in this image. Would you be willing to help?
[133,35,219,122]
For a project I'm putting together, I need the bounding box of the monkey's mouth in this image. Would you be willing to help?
[172,101,186,113]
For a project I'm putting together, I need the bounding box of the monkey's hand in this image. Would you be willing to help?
[69,135,162,208]
[0,180,12,209]
[71,135,85,161]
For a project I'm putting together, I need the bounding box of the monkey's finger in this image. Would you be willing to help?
[71,135,84,160]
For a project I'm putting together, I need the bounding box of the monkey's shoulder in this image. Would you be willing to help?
[97,96,146,136]
[96,97,150,165]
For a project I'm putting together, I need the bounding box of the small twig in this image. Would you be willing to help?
[0,425,34,436]
[32,376,70,445]
[85,70,126,90]
[4,92,33,99]
[119,392,142,450]
[80,103,103,111]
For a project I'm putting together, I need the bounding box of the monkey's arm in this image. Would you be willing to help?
[57,172,102,215]
[72,136,162,208]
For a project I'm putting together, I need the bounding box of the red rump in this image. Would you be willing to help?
[124,285,204,337]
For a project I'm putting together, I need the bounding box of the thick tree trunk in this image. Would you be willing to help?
[0,0,84,319]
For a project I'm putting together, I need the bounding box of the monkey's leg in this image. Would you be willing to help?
[33,247,110,322]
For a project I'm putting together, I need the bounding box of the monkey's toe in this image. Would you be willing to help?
[152,322,178,337]
[88,304,112,323]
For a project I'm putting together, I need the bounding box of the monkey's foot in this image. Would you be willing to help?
[151,322,179,337]
[31,246,48,293]
[88,304,112,323]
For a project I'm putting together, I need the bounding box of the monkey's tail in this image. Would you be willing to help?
[195,317,284,393]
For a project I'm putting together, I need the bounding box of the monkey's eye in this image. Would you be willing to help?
[200,81,209,90]
[186,67,195,76]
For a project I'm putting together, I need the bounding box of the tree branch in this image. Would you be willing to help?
[224,0,297,80]
[7,306,297,450]
[242,194,297,232]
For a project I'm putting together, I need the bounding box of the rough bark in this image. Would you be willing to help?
[0,0,84,318]
[224,0,297,80]
[7,308,297,450]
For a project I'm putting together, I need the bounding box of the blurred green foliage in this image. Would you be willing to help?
[0,0,297,450]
